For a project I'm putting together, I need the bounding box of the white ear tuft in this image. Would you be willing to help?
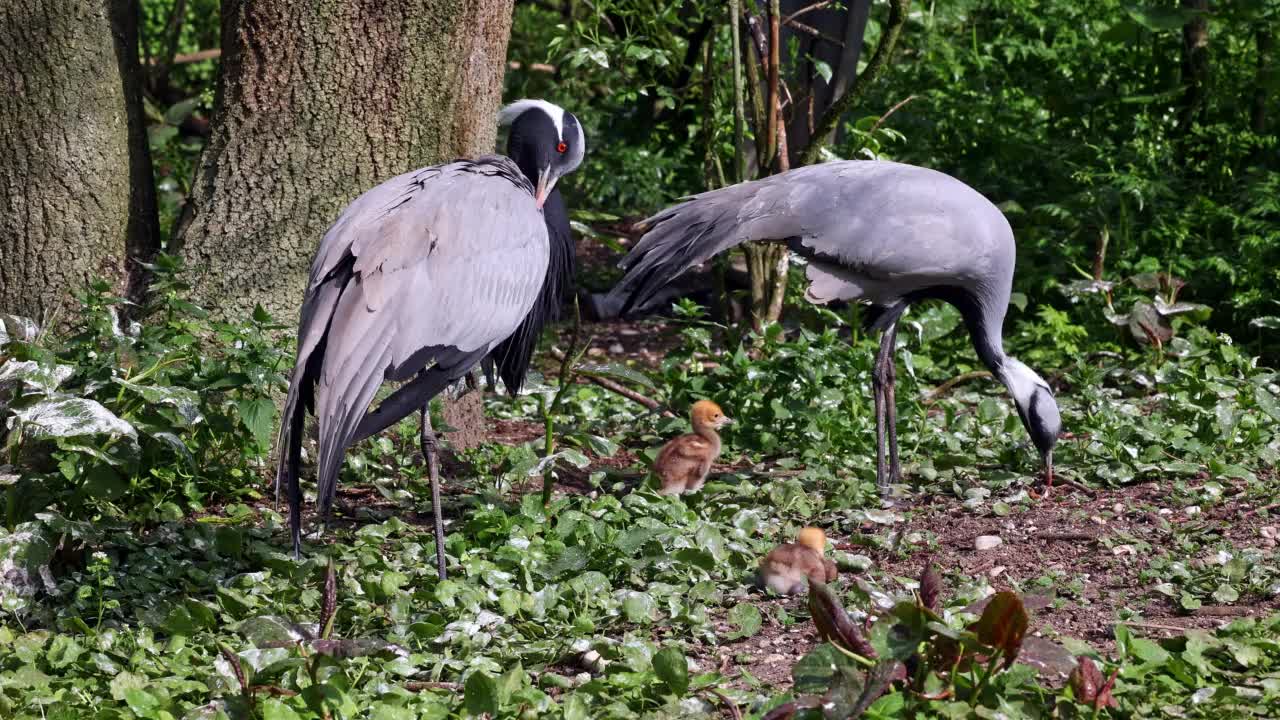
[498,99,567,139]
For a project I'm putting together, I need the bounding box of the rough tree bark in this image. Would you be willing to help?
[173,0,515,323]
[0,0,158,322]
[1252,29,1273,134]
[175,0,514,451]
[1179,0,1210,132]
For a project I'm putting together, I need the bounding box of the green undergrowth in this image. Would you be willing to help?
[2,273,1279,718]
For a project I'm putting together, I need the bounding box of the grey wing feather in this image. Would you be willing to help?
[606,160,1014,314]
[276,156,548,511]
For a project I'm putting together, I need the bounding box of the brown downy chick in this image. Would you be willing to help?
[759,527,839,595]
[654,400,732,495]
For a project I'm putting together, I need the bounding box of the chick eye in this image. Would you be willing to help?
[556,142,568,154]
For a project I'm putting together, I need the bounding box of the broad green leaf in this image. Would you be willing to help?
[237,398,276,450]
[653,645,689,696]
[464,671,500,716]
[726,603,762,640]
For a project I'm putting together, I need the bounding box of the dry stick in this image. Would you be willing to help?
[1120,621,1192,633]
[784,17,845,46]
[1035,532,1096,542]
[1244,501,1280,517]
[799,0,911,166]
[404,681,462,692]
[922,370,992,403]
[546,347,672,416]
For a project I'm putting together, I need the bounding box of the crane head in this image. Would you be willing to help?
[1002,358,1062,485]
[499,99,585,208]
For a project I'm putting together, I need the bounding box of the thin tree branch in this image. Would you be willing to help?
[799,0,911,166]
[784,17,845,47]
[868,93,917,134]
[782,1,833,26]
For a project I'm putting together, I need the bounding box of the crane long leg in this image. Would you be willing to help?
[421,404,447,581]
[872,326,895,491]
[884,322,901,485]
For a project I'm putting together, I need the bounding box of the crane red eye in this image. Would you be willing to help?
[556,142,568,154]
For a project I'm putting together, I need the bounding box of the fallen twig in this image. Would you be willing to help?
[701,688,743,720]
[1120,621,1190,633]
[548,346,674,416]
[1035,532,1096,542]
[404,681,461,692]
[922,370,992,403]
[1244,501,1280,517]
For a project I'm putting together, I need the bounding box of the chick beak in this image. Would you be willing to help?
[719,416,734,428]
[535,166,557,209]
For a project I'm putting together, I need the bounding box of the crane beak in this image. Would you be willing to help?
[535,166,557,209]
[718,416,734,428]
[1042,449,1054,490]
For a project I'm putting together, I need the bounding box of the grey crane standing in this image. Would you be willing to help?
[604,160,1062,492]
[276,100,585,577]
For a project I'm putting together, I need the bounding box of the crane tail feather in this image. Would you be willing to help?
[606,183,769,316]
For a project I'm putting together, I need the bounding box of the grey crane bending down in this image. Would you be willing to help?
[276,100,585,573]
[604,160,1061,492]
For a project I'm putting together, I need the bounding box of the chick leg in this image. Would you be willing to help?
[421,405,447,581]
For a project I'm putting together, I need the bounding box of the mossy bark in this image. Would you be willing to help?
[0,0,158,322]
[173,0,515,322]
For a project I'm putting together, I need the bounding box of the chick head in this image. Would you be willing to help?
[690,399,732,429]
[796,526,827,554]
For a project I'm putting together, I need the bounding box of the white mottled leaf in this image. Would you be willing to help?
[115,379,204,426]
[11,398,136,439]
[0,360,74,394]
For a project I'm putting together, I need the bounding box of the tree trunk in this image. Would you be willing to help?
[1252,29,1273,134]
[1179,0,1210,132]
[0,0,158,323]
[782,0,872,154]
[173,0,515,323]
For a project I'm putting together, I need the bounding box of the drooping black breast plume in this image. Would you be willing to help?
[482,187,576,395]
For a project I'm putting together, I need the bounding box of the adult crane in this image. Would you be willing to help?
[276,100,584,577]
[604,160,1061,493]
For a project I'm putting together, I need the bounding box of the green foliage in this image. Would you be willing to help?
[870,0,1280,358]
[0,255,288,527]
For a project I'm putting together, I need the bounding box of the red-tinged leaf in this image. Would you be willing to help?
[1096,667,1120,709]
[973,592,1028,667]
[1017,636,1078,680]
[1069,656,1102,702]
[919,558,942,612]
[964,592,1052,615]
[1070,656,1118,708]
[761,696,824,720]
[808,580,877,658]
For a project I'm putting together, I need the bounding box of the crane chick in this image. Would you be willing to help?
[760,527,838,595]
[654,400,731,495]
